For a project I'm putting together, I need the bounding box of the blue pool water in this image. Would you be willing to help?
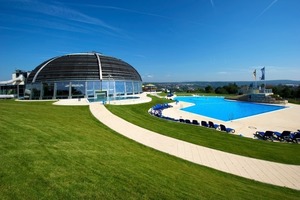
[174,96,285,121]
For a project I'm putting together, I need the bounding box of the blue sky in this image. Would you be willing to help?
[1,0,299,82]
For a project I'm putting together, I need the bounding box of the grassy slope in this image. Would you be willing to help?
[0,100,299,199]
[106,96,300,165]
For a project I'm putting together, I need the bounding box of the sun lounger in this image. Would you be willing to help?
[208,121,219,129]
[273,131,291,141]
[290,132,300,143]
[201,121,208,127]
[254,131,274,141]
[192,120,200,125]
[185,119,191,124]
[152,103,171,110]
[219,124,235,133]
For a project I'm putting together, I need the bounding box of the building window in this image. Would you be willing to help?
[115,81,125,96]
[42,82,54,99]
[71,81,85,97]
[56,82,69,99]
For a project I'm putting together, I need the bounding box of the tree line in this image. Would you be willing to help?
[186,83,240,95]
[185,83,300,99]
[271,85,300,99]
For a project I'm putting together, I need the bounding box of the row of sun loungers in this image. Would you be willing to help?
[151,103,171,111]
[149,103,236,134]
[178,119,235,133]
[254,130,300,143]
[149,103,172,117]
[166,116,236,134]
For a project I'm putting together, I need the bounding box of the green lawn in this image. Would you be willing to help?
[106,96,300,165]
[1,100,299,199]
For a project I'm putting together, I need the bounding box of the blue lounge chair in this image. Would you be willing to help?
[192,120,200,125]
[179,119,185,123]
[201,121,208,127]
[220,124,235,133]
[273,131,291,141]
[290,132,300,143]
[185,119,191,124]
[255,131,274,141]
[208,121,219,129]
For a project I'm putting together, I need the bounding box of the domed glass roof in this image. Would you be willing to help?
[26,52,142,84]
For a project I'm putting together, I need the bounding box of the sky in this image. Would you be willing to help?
[0,0,299,82]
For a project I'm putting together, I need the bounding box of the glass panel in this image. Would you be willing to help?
[115,81,125,95]
[94,81,101,90]
[102,81,108,91]
[126,82,133,95]
[102,81,114,97]
[137,82,142,93]
[25,84,31,98]
[71,81,85,96]
[133,82,139,94]
[109,81,114,97]
[56,82,69,97]
[31,83,41,99]
[87,81,94,90]
[42,82,54,99]
[87,90,94,97]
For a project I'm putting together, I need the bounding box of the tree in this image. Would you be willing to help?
[296,86,300,98]
[215,87,228,94]
[195,87,205,93]
[281,86,292,98]
[223,83,239,94]
[205,85,214,93]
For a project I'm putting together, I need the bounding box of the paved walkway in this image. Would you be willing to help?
[89,103,300,190]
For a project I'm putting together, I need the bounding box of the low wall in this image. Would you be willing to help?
[0,94,15,99]
[248,94,287,104]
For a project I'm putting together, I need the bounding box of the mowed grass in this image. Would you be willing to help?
[107,96,300,165]
[0,100,299,199]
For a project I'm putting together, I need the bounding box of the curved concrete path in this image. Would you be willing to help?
[89,103,300,190]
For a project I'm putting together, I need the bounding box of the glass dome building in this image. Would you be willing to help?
[25,52,142,100]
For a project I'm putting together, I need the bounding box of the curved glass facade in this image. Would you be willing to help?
[25,53,142,100]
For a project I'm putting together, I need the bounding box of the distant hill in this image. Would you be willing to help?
[145,80,300,88]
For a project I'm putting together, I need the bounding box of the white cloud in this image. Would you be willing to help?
[255,0,279,20]
[8,0,120,32]
[210,0,215,8]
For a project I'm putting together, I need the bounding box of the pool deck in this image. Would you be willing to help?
[162,100,300,138]
[54,93,300,190]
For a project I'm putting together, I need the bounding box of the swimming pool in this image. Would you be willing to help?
[174,96,286,121]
